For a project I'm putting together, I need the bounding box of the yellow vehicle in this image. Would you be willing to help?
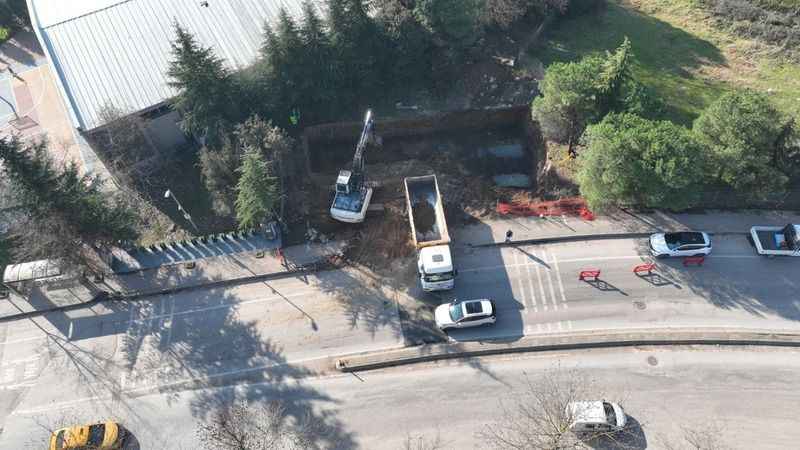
[49,421,125,450]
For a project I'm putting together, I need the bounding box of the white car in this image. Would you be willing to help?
[567,401,627,433]
[434,299,496,330]
[649,231,711,258]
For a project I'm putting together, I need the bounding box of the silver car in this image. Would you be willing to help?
[434,299,496,330]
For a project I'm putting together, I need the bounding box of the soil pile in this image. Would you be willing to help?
[412,200,438,240]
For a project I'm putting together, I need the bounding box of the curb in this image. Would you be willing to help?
[470,231,749,248]
[334,328,800,372]
[0,260,334,324]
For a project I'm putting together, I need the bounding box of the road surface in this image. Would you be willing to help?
[2,346,799,449]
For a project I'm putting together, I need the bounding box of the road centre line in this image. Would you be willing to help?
[12,354,334,416]
[460,253,760,273]
[126,290,315,324]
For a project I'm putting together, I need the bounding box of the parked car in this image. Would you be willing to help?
[50,421,126,450]
[649,231,711,258]
[434,299,496,330]
[567,401,627,433]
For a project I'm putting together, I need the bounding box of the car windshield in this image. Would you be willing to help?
[603,402,617,426]
[448,303,464,322]
[424,271,454,282]
[54,431,66,449]
[88,424,106,446]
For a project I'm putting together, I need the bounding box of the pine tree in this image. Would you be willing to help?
[235,147,279,230]
[0,137,138,267]
[167,23,239,143]
[299,0,335,119]
[597,37,632,116]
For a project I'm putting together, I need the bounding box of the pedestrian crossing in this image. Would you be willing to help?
[509,247,570,313]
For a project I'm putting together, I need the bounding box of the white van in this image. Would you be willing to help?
[567,401,627,433]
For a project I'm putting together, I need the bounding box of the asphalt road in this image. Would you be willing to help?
[436,234,800,341]
[0,268,404,435]
[1,234,799,447]
[3,346,799,449]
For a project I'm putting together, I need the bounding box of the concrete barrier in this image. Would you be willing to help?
[335,328,800,372]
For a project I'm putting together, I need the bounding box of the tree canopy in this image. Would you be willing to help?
[167,23,240,143]
[693,89,791,197]
[0,137,138,268]
[577,113,708,211]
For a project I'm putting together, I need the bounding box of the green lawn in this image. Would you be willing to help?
[531,0,800,125]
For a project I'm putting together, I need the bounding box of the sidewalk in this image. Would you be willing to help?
[453,208,800,247]
[0,241,346,320]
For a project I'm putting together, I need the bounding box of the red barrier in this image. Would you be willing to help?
[683,255,704,267]
[579,269,601,281]
[497,197,595,221]
[632,263,655,275]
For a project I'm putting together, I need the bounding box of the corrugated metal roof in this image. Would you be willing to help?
[29,0,307,131]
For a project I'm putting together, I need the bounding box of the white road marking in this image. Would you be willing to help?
[533,251,548,311]
[124,290,315,325]
[513,250,528,309]
[542,249,558,312]
[23,361,37,379]
[460,252,761,274]
[525,255,538,312]
[0,355,39,366]
[552,253,568,310]
[0,335,45,346]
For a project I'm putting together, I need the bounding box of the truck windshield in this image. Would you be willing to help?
[424,272,454,282]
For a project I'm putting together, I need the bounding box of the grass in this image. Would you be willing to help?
[530,0,800,125]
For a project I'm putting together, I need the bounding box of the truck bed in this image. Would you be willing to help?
[404,175,450,248]
[750,225,800,255]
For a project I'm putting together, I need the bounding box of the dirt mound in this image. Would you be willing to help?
[412,200,437,237]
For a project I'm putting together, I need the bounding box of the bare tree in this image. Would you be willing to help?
[480,367,644,450]
[402,430,445,450]
[196,400,326,450]
[659,422,729,450]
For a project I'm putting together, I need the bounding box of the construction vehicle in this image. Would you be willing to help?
[330,110,376,223]
[404,175,456,291]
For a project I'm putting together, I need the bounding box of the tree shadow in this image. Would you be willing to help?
[581,278,629,296]
[583,415,648,450]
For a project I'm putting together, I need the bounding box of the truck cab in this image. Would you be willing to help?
[418,245,455,291]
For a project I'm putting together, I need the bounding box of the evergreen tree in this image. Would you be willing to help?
[167,23,239,143]
[235,148,279,230]
[694,89,791,197]
[326,0,384,104]
[0,137,138,267]
[597,37,632,115]
[298,0,335,119]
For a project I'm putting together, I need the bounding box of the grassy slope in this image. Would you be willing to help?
[531,0,800,126]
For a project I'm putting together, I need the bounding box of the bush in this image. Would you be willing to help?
[414,0,485,46]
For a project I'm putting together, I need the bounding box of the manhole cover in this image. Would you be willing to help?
[633,301,647,310]
[647,356,658,366]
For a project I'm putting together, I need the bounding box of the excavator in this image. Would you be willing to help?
[329,110,377,223]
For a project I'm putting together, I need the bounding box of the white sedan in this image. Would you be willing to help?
[434,299,496,331]
[649,231,711,258]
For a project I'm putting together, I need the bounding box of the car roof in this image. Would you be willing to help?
[569,401,608,424]
[461,299,492,317]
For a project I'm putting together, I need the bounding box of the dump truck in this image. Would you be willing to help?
[750,223,800,256]
[404,175,456,291]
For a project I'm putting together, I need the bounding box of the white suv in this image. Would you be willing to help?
[567,401,627,433]
[649,231,712,258]
[434,299,496,330]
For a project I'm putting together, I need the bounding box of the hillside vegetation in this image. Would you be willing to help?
[531,0,800,125]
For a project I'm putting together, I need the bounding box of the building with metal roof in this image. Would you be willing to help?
[27,0,305,133]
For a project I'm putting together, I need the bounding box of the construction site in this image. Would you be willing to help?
[293,106,549,271]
